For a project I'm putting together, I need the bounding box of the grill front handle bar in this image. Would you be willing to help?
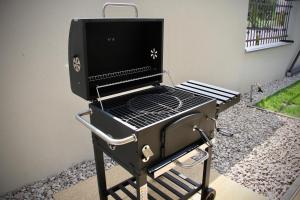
[75,109,137,148]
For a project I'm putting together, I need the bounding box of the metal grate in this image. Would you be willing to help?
[105,86,212,129]
[128,94,183,115]
[246,0,293,47]
[106,169,202,200]
[89,66,152,82]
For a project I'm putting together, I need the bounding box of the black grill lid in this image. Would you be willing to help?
[68,18,164,100]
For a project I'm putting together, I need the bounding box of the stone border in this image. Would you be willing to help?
[249,78,300,120]
[281,176,300,200]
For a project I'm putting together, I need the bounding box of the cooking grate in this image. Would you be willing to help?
[128,94,183,115]
[105,86,213,129]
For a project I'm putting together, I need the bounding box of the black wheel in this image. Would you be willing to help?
[203,188,216,200]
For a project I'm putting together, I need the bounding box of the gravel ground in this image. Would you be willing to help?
[0,157,115,200]
[213,73,300,200]
[1,74,300,200]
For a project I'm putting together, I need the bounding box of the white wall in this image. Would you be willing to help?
[0,0,100,194]
[0,0,299,194]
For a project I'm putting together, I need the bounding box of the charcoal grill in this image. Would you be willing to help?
[68,3,240,200]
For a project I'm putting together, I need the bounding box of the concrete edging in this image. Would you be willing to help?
[281,176,300,200]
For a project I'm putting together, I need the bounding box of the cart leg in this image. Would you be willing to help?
[201,146,212,200]
[136,170,148,200]
[93,142,108,200]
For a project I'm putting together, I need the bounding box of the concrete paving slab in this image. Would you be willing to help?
[54,165,131,200]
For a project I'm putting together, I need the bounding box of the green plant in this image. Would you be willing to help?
[256,81,300,118]
[248,0,277,28]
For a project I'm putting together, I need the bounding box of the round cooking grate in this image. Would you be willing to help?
[127,94,183,115]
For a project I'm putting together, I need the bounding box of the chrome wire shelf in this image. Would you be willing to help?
[106,87,212,129]
[95,70,170,111]
[88,66,152,82]
[127,94,183,115]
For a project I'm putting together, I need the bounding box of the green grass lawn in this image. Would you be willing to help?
[256,80,300,118]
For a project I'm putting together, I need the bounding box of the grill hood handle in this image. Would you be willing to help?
[75,109,137,147]
[102,2,138,18]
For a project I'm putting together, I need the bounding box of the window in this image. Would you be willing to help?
[246,0,293,48]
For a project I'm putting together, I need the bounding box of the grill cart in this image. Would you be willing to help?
[68,3,240,200]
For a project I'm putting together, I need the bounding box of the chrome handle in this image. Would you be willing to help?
[176,149,209,169]
[102,2,138,18]
[75,109,137,147]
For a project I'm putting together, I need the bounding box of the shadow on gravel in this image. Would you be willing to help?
[211,99,284,174]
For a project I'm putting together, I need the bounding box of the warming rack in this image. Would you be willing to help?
[95,70,175,110]
[89,66,152,82]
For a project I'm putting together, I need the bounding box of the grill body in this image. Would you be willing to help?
[89,86,216,175]
[68,15,236,199]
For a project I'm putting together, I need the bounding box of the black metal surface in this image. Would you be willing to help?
[93,143,214,199]
[286,47,300,76]
[155,177,184,198]
[91,109,139,175]
[108,190,122,200]
[136,170,148,199]
[88,84,219,200]
[246,0,293,47]
[170,169,200,187]
[92,141,108,200]
[88,81,235,200]
[103,168,207,200]
[120,184,136,199]
[148,183,173,200]
[162,173,193,192]
[162,113,206,158]
[177,85,229,102]
[201,146,213,200]
[176,80,240,114]
[67,13,239,200]
[68,18,163,100]
[91,88,216,172]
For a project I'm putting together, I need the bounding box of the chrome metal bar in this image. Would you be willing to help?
[95,72,165,111]
[175,149,209,169]
[193,126,213,147]
[102,2,138,18]
[170,169,200,187]
[96,88,104,110]
[89,66,151,82]
[150,144,209,178]
[75,109,137,146]
[165,70,175,87]
[105,87,212,129]
[96,72,165,89]
[162,173,192,192]
[207,117,233,137]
